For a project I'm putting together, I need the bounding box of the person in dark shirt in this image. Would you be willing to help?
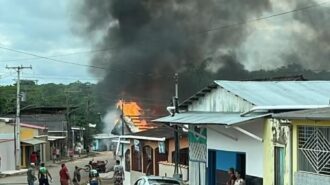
[73,166,82,185]
[226,167,236,185]
[27,163,37,185]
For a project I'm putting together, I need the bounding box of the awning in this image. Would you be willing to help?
[152,111,270,125]
[48,136,66,141]
[21,138,46,145]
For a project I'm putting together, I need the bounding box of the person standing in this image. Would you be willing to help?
[234,170,246,185]
[38,163,52,185]
[27,163,37,185]
[113,160,125,185]
[56,148,61,162]
[226,168,236,185]
[72,166,81,185]
[30,152,37,164]
[59,163,71,185]
[52,146,56,163]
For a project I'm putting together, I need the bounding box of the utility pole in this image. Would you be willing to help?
[173,73,181,179]
[6,65,32,170]
[121,99,125,158]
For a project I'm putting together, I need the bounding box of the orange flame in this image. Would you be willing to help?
[117,100,154,131]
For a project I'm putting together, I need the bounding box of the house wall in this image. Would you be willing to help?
[207,119,264,178]
[188,87,254,112]
[263,119,291,185]
[21,127,38,140]
[291,119,330,185]
[168,136,189,163]
[0,140,15,172]
[158,161,188,181]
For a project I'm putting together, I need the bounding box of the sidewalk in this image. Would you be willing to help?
[0,169,27,178]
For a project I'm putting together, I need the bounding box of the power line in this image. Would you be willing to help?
[201,0,330,33]
[0,46,107,69]
[0,48,114,62]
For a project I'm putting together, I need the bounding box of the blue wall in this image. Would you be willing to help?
[216,150,237,171]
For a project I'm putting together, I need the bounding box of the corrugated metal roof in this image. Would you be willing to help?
[129,127,175,139]
[274,107,330,120]
[152,111,268,125]
[21,138,46,145]
[215,81,330,106]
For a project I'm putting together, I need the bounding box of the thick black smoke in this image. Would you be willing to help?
[72,0,330,113]
[282,0,330,70]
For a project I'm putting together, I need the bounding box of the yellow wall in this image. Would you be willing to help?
[263,119,291,185]
[20,127,38,140]
[0,122,39,140]
[291,119,330,185]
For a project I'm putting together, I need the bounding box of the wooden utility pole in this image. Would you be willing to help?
[6,65,32,170]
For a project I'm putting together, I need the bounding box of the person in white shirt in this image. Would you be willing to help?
[234,170,245,185]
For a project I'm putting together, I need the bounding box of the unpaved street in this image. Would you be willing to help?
[0,152,115,185]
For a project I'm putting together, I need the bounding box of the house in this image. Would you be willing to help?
[0,119,47,168]
[0,133,15,172]
[153,80,330,185]
[274,107,330,185]
[8,106,72,159]
[115,127,189,185]
[92,133,118,151]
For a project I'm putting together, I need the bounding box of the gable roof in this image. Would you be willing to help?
[215,81,330,106]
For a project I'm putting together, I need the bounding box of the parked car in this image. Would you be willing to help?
[134,176,182,185]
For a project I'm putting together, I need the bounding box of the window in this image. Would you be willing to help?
[131,145,142,172]
[298,126,330,175]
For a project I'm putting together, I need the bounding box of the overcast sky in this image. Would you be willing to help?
[0,0,329,85]
[0,0,100,85]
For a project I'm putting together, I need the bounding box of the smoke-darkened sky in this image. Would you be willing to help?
[72,0,330,109]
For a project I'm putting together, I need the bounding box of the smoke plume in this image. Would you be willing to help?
[72,0,330,112]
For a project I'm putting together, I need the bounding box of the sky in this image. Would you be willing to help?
[0,0,329,86]
[0,0,100,85]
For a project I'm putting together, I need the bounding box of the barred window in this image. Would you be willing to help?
[298,126,330,175]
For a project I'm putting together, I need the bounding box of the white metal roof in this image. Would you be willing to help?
[215,81,330,106]
[21,138,46,145]
[153,111,269,125]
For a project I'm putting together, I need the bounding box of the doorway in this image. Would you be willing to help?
[274,147,285,185]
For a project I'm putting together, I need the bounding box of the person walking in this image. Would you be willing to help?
[27,163,37,185]
[72,166,81,185]
[234,170,246,185]
[113,160,125,185]
[38,163,52,185]
[59,163,71,185]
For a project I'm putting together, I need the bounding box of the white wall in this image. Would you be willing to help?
[119,145,131,185]
[189,87,253,112]
[0,140,15,172]
[158,162,188,181]
[207,119,264,178]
